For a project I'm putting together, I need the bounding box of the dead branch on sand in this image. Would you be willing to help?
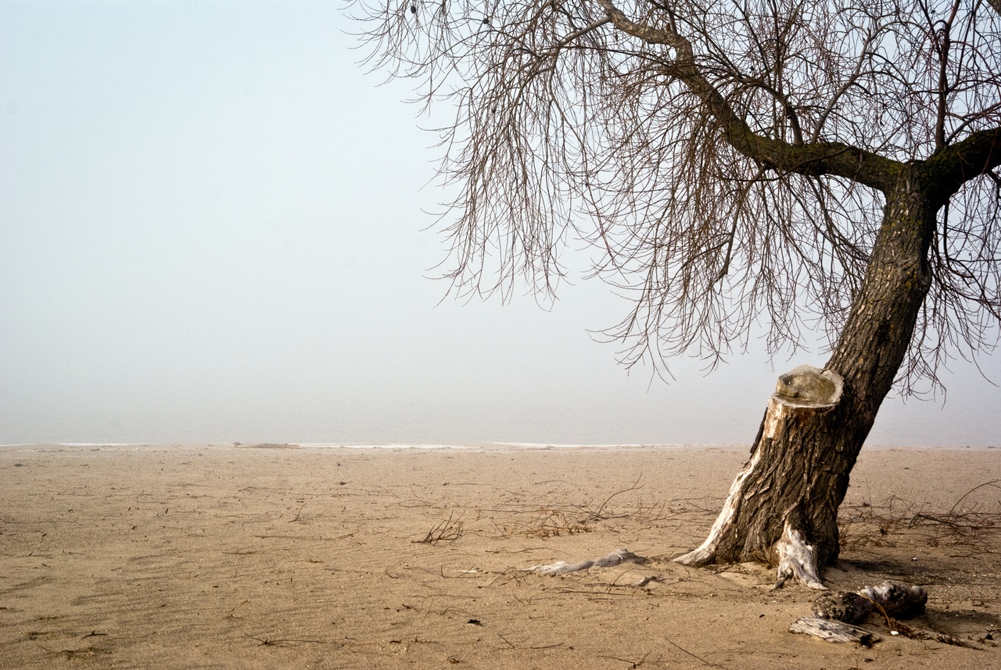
[497,477,666,538]
[243,633,323,646]
[839,479,1001,550]
[417,512,465,545]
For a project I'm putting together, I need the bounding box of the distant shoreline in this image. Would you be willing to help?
[1,441,997,450]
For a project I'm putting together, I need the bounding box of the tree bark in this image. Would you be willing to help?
[675,168,938,587]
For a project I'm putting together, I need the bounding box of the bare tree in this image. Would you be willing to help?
[352,0,1001,585]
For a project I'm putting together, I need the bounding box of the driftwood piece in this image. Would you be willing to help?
[527,548,645,575]
[813,581,927,623]
[812,591,874,624]
[803,581,961,647]
[789,617,879,645]
[858,581,927,619]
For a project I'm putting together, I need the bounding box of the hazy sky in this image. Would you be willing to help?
[2,1,999,446]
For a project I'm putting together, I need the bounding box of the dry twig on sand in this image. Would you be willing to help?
[500,476,664,538]
[839,479,1001,550]
[508,507,593,538]
[417,511,465,545]
[243,633,323,647]
[908,479,1001,541]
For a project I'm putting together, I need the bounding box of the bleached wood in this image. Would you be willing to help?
[773,519,826,590]
[789,617,879,645]
[858,581,927,618]
[527,548,645,575]
[673,447,762,566]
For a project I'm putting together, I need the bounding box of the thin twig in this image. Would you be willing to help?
[244,633,323,646]
[663,634,727,668]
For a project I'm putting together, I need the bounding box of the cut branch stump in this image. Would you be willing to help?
[676,365,845,588]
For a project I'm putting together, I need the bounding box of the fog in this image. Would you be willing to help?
[2,1,999,447]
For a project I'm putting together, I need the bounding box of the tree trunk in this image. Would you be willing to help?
[675,169,938,588]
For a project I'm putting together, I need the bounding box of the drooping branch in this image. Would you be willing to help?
[353,0,1001,390]
[596,0,899,192]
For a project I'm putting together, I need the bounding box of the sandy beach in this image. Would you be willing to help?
[1,443,999,669]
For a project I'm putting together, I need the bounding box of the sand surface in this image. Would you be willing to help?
[1,443,999,669]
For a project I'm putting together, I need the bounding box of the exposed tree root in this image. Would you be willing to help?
[772,519,826,590]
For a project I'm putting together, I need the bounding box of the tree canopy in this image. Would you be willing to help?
[354,0,1001,392]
